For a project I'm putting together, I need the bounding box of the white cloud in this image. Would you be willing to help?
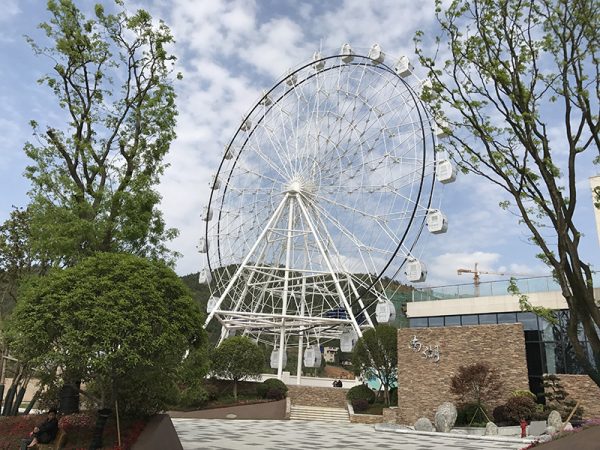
[0,0,19,23]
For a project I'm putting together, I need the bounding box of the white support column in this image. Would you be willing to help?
[296,277,307,385]
[278,196,295,379]
[296,195,363,337]
[204,194,290,328]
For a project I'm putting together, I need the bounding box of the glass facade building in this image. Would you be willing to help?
[409,310,597,397]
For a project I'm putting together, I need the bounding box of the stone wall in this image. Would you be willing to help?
[287,385,349,408]
[349,413,383,424]
[553,374,600,419]
[397,324,530,424]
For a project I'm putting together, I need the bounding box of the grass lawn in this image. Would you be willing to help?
[0,412,148,450]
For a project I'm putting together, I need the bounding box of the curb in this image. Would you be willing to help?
[374,423,537,444]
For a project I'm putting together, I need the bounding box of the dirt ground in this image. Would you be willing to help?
[167,399,286,420]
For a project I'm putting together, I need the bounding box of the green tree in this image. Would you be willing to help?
[416,0,600,386]
[7,253,207,416]
[351,324,398,406]
[23,0,180,266]
[211,336,264,401]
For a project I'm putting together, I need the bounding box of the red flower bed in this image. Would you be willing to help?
[0,412,148,450]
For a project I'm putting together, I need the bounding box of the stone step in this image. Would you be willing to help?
[290,405,349,422]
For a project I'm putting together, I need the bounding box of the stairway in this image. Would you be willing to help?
[289,404,349,423]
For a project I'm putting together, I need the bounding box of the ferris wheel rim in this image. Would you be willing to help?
[204,52,437,296]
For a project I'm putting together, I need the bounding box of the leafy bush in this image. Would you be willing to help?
[511,390,537,401]
[179,384,209,408]
[351,398,369,412]
[347,384,376,404]
[266,388,285,400]
[456,402,488,426]
[205,384,219,401]
[450,362,503,409]
[257,378,288,399]
[492,404,511,424]
[505,395,536,423]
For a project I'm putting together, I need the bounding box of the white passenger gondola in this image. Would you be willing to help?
[198,268,212,284]
[368,44,385,64]
[198,237,208,253]
[426,209,448,234]
[270,349,287,369]
[436,160,457,184]
[340,328,358,352]
[375,299,396,323]
[394,56,413,78]
[207,296,219,313]
[340,43,354,63]
[405,258,427,282]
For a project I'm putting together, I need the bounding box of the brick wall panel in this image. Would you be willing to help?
[397,324,530,424]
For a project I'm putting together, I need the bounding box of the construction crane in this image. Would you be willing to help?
[457,263,531,297]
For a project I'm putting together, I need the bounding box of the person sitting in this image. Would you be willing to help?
[336,379,343,387]
[21,408,59,449]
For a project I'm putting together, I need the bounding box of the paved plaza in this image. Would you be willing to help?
[172,419,526,450]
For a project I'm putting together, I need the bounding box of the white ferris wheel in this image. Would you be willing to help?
[200,44,455,379]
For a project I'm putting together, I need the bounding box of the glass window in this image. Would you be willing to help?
[461,315,478,325]
[497,313,516,324]
[479,314,497,325]
[525,342,544,377]
[428,317,444,327]
[543,342,558,374]
[444,316,461,326]
[409,318,428,328]
[517,312,539,330]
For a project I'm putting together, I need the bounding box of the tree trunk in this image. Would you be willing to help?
[89,408,111,450]
[233,380,238,401]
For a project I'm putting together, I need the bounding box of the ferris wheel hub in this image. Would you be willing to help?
[286,177,316,198]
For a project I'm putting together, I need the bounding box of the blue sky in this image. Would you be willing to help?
[0,0,598,286]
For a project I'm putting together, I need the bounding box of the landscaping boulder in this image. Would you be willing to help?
[545,425,556,435]
[434,402,457,432]
[563,422,573,431]
[484,421,498,436]
[547,410,562,430]
[414,417,434,432]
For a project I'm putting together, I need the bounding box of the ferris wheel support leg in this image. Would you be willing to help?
[296,277,307,385]
[295,195,363,337]
[314,212,376,329]
[296,332,304,385]
[204,194,290,329]
[278,197,295,380]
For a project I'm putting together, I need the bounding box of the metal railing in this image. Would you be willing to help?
[411,275,565,302]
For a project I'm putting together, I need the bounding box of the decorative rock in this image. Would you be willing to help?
[484,421,498,436]
[226,413,237,419]
[545,425,556,435]
[547,410,562,430]
[563,422,573,431]
[414,417,434,432]
[538,434,553,443]
[434,402,457,432]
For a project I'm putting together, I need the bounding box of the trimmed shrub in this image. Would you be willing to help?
[347,384,376,404]
[351,398,369,412]
[257,378,288,399]
[266,388,285,400]
[179,385,209,408]
[505,395,536,423]
[492,404,511,424]
[456,402,487,426]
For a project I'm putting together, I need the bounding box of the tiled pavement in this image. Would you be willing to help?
[172,418,526,450]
